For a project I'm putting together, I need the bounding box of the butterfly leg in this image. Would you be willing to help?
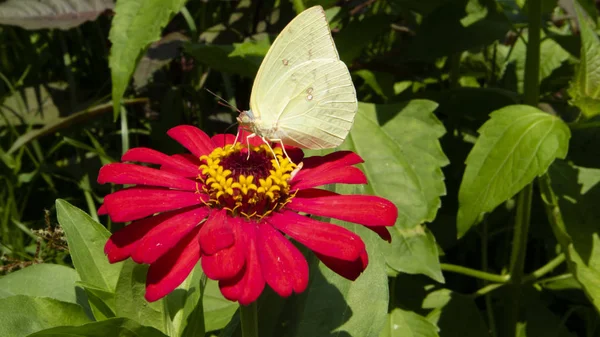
[245,133,257,160]
[260,136,281,168]
[231,129,241,149]
[270,138,294,165]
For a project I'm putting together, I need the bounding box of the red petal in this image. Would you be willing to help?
[98,163,197,191]
[256,223,308,297]
[289,189,397,227]
[104,213,169,263]
[201,218,245,280]
[268,210,364,261]
[211,134,235,147]
[291,166,367,190]
[303,151,363,170]
[103,187,206,222]
[145,226,201,302]
[315,249,368,281]
[167,125,215,157]
[160,154,201,178]
[122,148,199,177]
[98,205,107,215]
[220,224,265,305]
[131,207,208,264]
[198,210,234,255]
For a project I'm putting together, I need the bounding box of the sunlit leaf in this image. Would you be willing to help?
[568,3,600,118]
[165,263,205,337]
[0,0,113,30]
[457,105,570,237]
[0,295,90,337]
[547,161,600,313]
[379,308,439,337]
[114,260,165,333]
[109,0,187,118]
[56,199,122,292]
[0,264,80,304]
[29,317,168,337]
[203,278,237,332]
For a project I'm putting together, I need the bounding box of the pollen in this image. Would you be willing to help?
[198,143,298,220]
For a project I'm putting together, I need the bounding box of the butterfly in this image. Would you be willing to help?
[235,5,358,164]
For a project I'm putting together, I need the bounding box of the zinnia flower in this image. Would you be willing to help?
[98,125,397,304]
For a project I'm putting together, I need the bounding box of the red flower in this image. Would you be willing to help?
[98,125,397,305]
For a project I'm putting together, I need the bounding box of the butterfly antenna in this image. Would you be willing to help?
[205,88,241,113]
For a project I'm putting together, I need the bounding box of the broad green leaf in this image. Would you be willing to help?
[384,227,444,283]
[547,161,600,313]
[508,32,571,94]
[115,260,165,333]
[457,105,570,237]
[109,0,188,118]
[0,85,61,127]
[184,38,270,78]
[29,317,168,337]
[354,69,395,101]
[568,3,600,118]
[56,199,122,292]
[0,264,79,304]
[165,263,205,337]
[379,308,439,337]
[78,282,116,320]
[291,225,388,337]
[423,289,490,337]
[203,278,237,332]
[0,295,90,337]
[0,0,113,30]
[343,101,448,281]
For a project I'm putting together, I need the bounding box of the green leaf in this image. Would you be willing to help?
[547,161,600,313]
[78,282,117,320]
[343,101,448,281]
[385,227,444,283]
[354,69,395,101]
[291,225,388,337]
[184,38,270,78]
[114,260,165,333]
[28,317,168,337]
[0,0,113,30]
[56,199,122,292]
[507,32,570,94]
[203,278,238,332]
[165,263,205,337]
[568,3,600,118]
[457,105,570,237]
[379,308,439,337]
[0,264,80,304]
[109,0,187,118]
[0,295,90,337]
[423,289,490,337]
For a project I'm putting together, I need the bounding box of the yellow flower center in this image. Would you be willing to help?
[198,143,298,220]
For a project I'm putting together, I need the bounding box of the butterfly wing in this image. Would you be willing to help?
[249,6,357,149]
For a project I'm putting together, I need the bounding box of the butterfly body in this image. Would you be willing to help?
[238,6,357,152]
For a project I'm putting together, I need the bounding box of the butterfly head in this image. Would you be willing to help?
[237,110,261,133]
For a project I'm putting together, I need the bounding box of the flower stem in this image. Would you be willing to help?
[240,302,258,337]
[440,263,510,283]
[506,183,534,337]
[523,253,566,283]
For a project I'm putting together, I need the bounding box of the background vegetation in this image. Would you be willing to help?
[0,0,599,336]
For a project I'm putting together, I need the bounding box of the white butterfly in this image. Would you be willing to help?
[235,5,358,163]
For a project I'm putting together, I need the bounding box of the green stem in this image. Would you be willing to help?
[523,0,542,107]
[470,283,505,298]
[180,6,198,41]
[506,183,534,337]
[535,273,572,285]
[240,302,258,337]
[482,220,498,337]
[523,253,566,283]
[440,263,510,283]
